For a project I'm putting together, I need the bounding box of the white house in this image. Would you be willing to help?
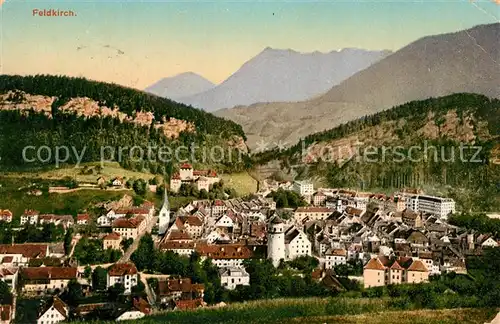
[292,180,314,197]
[196,245,252,269]
[116,298,151,321]
[215,215,234,228]
[20,210,39,225]
[481,237,499,248]
[219,267,250,290]
[406,195,455,219]
[284,227,312,261]
[112,216,146,240]
[0,244,49,267]
[97,215,112,227]
[37,296,69,324]
[107,263,139,294]
[325,249,347,269]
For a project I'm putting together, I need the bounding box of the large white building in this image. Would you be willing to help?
[407,195,456,219]
[219,267,250,290]
[292,180,314,197]
[267,216,286,267]
[170,163,220,193]
[284,227,312,261]
[107,263,139,294]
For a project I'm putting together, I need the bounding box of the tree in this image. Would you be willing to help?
[121,238,134,251]
[0,281,12,304]
[84,265,92,279]
[131,234,156,271]
[64,228,74,255]
[133,179,147,196]
[107,283,125,300]
[92,266,108,291]
[65,279,83,306]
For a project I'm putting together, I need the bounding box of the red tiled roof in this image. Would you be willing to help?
[112,215,145,229]
[407,260,428,272]
[180,163,193,170]
[21,267,77,280]
[160,241,195,250]
[0,244,48,258]
[364,258,386,271]
[327,249,347,257]
[174,298,203,310]
[390,261,405,271]
[1,256,13,264]
[23,209,40,216]
[0,210,12,218]
[295,207,333,213]
[77,214,90,221]
[104,232,121,241]
[214,200,225,207]
[171,173,181,180]
[179,216,203,227]
[196,244,253,259]
[108,263,138,276]
[167,230,193,241]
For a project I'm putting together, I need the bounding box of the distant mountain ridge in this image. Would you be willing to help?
[176,47,390,111]
[216,23,500,150]
[145,72,216,100]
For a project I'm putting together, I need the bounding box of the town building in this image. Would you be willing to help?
[406,195,456,219]
[0,210,13,223]
[169,163,220,193]
[154,278,204,305]
[20,210,39,225]
[21,267,77,293]
[219,267,250,290]
[363,256,429,288]
[76,214,90,225]
[107,263,138,294]
[196,244,253,269]
[36,296,69,324]
[294,207,334,222]
[103,232,122,250]
[112,216,146,240]
[284,227,312,260]
[0,268,18,293]
[324,249,347,269]
[292,180,314,198]
[116,298,151,321]
[0,244,49,267]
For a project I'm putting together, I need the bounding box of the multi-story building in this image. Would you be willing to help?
[284,227,312,261]
[0,210,13,223]
[294,207,334,222]
[363,256,429,288]
[154,278,204,305]
[325,249,347,269]
[107,263,138,294]
[406,195,456,219]
[103,232,122,250]
[0,268,18,293]
[219,267,250,290]
[20,210,39,225]
[21,267,77,293]
[196,244,253,269]
[0,244,49,267]
[112,216,146,240]
[170,163,220,193]
[292,180,314,197]
[38,214,74,228]
[36,296,68,324]
[267,216,286,267]
[76,214,90,225]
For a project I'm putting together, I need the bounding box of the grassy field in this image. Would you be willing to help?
[221,171,258,196]
[0,175,128,219]
[1,162,158,184]
[85,297,498,324]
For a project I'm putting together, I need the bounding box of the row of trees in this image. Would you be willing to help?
[0,223,65,244]
[266,188,307,208]
[448,213,500,238]
[73,237,122,265]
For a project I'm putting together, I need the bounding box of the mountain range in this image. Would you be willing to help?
[215,23,500,150]
[144,72,216,100]
[147,48,390,112]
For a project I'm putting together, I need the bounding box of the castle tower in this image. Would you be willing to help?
[267,215,285,267]
[158,184,170,235]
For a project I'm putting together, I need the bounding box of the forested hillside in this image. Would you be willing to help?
[0,75,250,173]
[256,93,500,211]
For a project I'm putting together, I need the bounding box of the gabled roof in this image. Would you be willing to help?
[390,261,405,271]
[103,232,121,241]
[180,163,193,169]
[407,260,428,272]
[174,298,203,310]
[108,262,138,276]
[22,267,77,280]
[112,215,145,229]
[77,214,90,221]
[364,258,385,271]
[0,243,48,258]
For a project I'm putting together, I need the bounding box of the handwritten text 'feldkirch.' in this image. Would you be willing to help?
[32,9,77,17]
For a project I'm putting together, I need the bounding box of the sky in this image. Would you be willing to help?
[1,0,499,89]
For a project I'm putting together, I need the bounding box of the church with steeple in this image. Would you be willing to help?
[158,184,170,235]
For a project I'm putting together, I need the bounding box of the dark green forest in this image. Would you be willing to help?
[0,75,251,173]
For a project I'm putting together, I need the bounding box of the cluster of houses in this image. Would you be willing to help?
[169,163,221,193]
[0,173,497,323]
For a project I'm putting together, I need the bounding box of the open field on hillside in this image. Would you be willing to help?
[221,171,258,196]
[0,176,127,219]
[86,297,498,324]
[0,162,158,184]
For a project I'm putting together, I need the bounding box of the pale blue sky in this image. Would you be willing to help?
[1,0,499,88]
